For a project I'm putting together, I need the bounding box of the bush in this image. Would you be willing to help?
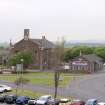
[9,52,33,68]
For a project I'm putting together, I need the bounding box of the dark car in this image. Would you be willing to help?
[5,94,17,104]
[0,94,6,103]
[16,96,30,105]
[70,100,85,105]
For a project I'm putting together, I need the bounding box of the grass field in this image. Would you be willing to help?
[0,72,74,87]
[8,89,72,99]
[8,89,45,98]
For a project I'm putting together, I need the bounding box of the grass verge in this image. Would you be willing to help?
[0,72,75,87]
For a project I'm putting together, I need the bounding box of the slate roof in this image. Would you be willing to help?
[82,54,103,63]
[30,39,55,48]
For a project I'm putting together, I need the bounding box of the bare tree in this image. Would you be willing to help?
[54,37,65,99]
[14,77,30,96]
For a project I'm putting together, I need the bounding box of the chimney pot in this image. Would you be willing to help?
[42,36,45,39]
[24,29,30,40]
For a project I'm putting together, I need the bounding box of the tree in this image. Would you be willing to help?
[14,77,30,95]
[54,71,59,99]
[64,46,94,62]
[9,52,33,68]
[94,47,105,61]
[54,37,65,99]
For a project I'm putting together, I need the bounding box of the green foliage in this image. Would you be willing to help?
[64,46,94,62]
[10,89,45,98]
[94,47,105,61]
[64,46,105,62]
[0,46,4,49]
[9,52,33,67]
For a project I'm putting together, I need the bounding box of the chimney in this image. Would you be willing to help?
[10,39,12,47]
[24,29,30,40]
[41,36,46,48]
[42,36,45,39]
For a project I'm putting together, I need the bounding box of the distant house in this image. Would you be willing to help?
[69,54,103,73]
[10,29,55,69]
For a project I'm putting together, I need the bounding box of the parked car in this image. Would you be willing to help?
[48,99,60,105]
[98,102,105,105]
[28,98,37,105]
[36,95,52,105]
[16,96,30,105]
[0,94,6,102]
[70,99,85,105]
[85,99,97,105]
[0,84,12,92]
[5,94,17,104]
[0,88,5,93]
[59,98,70,103]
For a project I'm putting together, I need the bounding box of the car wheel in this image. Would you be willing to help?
[45,103,47,105]
[23,102,25,105]
[4,89,7,92]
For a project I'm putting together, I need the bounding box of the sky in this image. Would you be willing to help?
[0,0,105,43]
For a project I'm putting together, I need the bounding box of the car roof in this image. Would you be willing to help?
[73,99,81,102]
[87,99,97,102]
[98,102,105,105]
[60,98,69,101]
[18,96,26,98]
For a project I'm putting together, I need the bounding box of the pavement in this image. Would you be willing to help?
[1,70,105,101]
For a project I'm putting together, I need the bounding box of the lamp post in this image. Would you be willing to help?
[20,58,24,94]
[20,59,24,76]
[40,47,44,70]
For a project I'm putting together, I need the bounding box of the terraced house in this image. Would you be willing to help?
[10,29,55,69]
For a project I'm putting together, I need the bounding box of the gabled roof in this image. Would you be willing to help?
[13,37,55,49]
[30,38,55,49]
[82,54,103,62]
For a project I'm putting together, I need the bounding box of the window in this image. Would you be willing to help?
[15,50,19,53]
[35,50,37,53]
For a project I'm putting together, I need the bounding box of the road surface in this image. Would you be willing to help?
[1,71,105,101]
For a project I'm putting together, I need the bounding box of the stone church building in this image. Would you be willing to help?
[10,29,55,69]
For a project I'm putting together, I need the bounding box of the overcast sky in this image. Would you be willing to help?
[0,0,105,43]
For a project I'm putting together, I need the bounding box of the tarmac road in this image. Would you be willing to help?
[1,71,105,101]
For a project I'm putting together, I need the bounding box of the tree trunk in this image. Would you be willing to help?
[54,71,59,99]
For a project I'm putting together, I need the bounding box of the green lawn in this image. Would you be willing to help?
[0,72,74,87]
[8,89,46,98]
[8,89,72,99]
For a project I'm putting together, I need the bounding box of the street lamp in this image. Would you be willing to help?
[20,58,24,78]
[20,59,24,70]
[20,58,24,95]
[40,47,44,70]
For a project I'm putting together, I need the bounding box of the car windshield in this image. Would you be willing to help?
[0,86,3,87]
[86,101,96,105]
[39,97,47,101]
